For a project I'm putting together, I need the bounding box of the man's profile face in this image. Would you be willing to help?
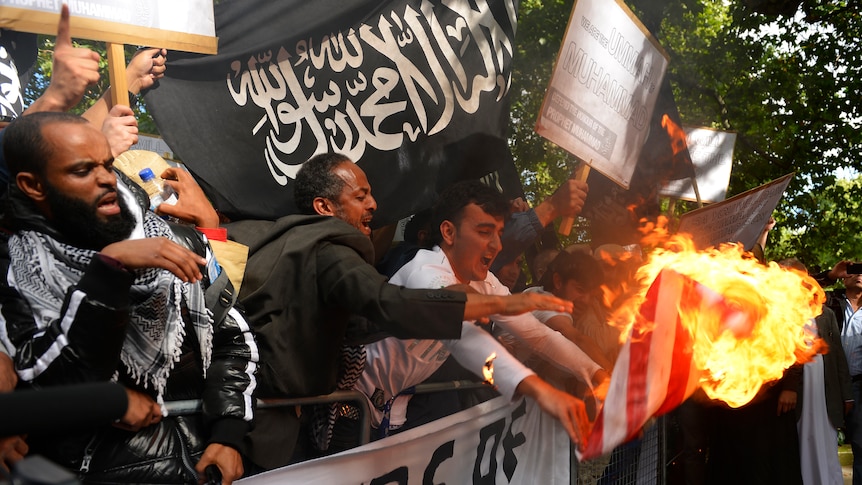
[38,122,134,249]
[331,162,377,237]
[445,203,504,284]
[843,273,862,291]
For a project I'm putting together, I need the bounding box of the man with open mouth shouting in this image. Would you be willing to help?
[227,152,576,472]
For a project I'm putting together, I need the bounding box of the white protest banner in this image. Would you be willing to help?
[0,0,216,54]
[238,396,571,484]
[535,0,669,188]
[660,127,736,203]
[676,173,794,250]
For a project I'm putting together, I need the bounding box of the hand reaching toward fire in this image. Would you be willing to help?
[590,369,611,403]
[516,375,591,448]
[459,290,574,324]
[580,369,611,422]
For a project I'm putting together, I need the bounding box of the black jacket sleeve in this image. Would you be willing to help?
[317,241,465,340]
[1,247,134,387]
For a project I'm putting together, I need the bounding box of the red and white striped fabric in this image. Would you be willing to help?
[579,269,741,460]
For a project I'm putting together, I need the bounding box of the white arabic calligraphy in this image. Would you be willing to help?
[0,46,23,118]
[225,0,516,186]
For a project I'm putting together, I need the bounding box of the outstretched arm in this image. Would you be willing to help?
[101,237,206,283]
[492,305,603,386]
[516,375,591,447]
[23,5,100,115]
[463,291,573,321]
[444,321,536,401]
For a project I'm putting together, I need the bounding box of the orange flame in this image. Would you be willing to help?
[609,234,823,408]
[483,352,497,387]
[661,114,689,159]
[638,215,672,248]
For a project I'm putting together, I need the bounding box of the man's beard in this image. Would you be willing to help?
[45,185,136,250]
[334,206,371,236]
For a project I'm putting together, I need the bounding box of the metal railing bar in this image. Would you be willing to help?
[163,381,489,448]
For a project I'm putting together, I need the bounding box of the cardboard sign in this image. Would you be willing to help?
[535,0,669,188]
[0,0,216,54]
[131,134,175,161]
[660,127,736,203]
[676,173,794,250]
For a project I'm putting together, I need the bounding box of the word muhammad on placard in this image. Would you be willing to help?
[536,0,669,188]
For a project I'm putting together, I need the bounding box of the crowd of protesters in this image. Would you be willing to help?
[0,7,859,485]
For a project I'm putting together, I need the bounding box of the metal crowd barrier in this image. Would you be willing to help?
[163,380,489,449]
[164,381,667,485]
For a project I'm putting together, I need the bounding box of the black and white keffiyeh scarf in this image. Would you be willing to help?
[310,343,366,451]
[7,186,213,409]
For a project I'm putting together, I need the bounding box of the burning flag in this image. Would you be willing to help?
[580,237,824,460]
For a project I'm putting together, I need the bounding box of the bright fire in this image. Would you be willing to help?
[483,352,497,387]
[607,234,824,408]
[661,114,689,159]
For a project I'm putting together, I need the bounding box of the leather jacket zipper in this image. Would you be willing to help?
[173,423,198,479]
[79,431,104,475]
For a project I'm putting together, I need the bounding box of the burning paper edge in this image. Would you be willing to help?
[483,352,497,388]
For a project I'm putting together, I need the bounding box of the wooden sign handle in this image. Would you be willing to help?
[558,163,591,236]
[107,43,129,107]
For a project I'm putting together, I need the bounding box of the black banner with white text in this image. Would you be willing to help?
[145,0,521,224]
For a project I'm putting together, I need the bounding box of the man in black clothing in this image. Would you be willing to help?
[0,112,258,484]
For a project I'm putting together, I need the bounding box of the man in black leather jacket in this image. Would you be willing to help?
[0,112,258,484]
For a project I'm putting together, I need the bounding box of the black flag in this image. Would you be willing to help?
[145,0,521,224]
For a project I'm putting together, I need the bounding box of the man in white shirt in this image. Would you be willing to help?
[356,180,607,447]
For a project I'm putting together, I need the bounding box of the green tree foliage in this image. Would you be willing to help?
[512,0,862,269]
[767,174,862,272]
[22,1,862,270]
[509,0,574,204]
[25,36,158,134]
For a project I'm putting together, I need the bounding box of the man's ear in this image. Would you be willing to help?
[16,172,46,202]
[552,272,563,292]
[440,220,457,246]
[312,196,337,217]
